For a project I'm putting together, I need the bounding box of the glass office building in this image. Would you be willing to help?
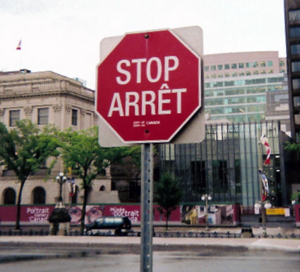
[204,52,286,123]
[159,121,291,210]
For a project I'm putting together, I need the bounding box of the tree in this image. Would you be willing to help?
[0,120,59,229]
[154,173,182,230]
[58,126,140,235]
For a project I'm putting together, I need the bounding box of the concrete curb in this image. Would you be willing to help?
[0,236,300,253]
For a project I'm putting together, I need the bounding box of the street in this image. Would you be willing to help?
[1,249,299,272]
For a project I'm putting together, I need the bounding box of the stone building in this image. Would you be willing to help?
[0,70,119,206]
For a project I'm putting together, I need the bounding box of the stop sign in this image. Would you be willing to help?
[96,29,201,144]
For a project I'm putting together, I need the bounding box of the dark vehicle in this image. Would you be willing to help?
[85,216,132,236]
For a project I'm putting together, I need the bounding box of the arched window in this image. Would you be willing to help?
[100,185,106,191]
[3,187,16,205]
[32,187,46,204]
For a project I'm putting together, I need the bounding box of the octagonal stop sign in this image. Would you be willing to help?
[96,28,202,145]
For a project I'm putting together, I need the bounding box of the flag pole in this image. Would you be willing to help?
[16,40,22,69]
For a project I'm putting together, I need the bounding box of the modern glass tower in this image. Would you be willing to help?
[204,52,286,124]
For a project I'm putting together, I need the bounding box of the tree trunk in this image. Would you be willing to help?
[15,181,25,230]
[165,212,170,230]
[80,186,89,235]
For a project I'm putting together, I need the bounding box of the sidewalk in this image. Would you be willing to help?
[0,235,300,254]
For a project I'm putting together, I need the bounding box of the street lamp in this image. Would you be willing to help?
[254,201,272,237]
[201,194,212,231]
[56,172,67,203]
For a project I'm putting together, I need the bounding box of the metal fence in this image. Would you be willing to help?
[0,229,299,239]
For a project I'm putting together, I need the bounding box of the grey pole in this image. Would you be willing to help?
[140,143,153,272]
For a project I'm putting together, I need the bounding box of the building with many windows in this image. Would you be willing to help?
[204,52,288,131]
[0,70,120,206]
[159,51,294,210]
[284,0,300,141]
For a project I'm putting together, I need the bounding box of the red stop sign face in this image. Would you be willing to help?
[96,30,201,143]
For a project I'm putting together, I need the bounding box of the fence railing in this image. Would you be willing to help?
[0,229,299,239]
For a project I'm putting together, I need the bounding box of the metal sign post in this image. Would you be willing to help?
[140,143,153,272]
[96,27,204,272]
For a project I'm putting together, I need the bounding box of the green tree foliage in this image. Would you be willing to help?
[284,141,300,152]
[0,120,59,229]
[154,173,182,230]
[58,126,140,235]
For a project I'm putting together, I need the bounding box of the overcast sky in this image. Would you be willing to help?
[0,0,286,89]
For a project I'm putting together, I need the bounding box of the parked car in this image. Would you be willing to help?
[85,216,132,236]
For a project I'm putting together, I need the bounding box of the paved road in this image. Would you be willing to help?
[1,250,300,272]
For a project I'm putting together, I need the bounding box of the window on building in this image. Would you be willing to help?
[225,81,234,87]
[267,61,273,67]
[213,82,223,87]
[279,60,285,67]
[238,63,244,69]
[260,70,266,74]
[191,161,206,194]
[225,73,230,78]
[216,90,224,96]
[231,63,237,69]
[227,97,245,104]
[70,185,79,204]
[218,74,223,78]
[38,108,49,125]
[255,78,266,84]
[253,62,258,68]
[205,90,214,96]
[280,69,285,73]
[4,188,16,205]
[292,78,300,90]
[267,77,278,83]
[32,187,46,204]
[292,61,300,72]
[204,66,209,71]
[232,72,237,77]
[211,65,216,71]
[260,61,266,67]
[246,71,251,76]
[291,44,300,55]
[290,27,300,38]
[72,109,78,126]
[9,110,20,127]
[210,108,224,114]
[293,96,300,110]
[268,70,274,74]
[205,75,210,79]
[212,160,228,194]
[218,64,223,70]
[289,10,300,22]
[224,64,230,70]
[205,99,224,106]
[239,72,245,76]
[211,74,216,79]
[246,62,251,68]
[253,70,259,75]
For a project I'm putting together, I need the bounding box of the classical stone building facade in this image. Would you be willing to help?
[0,70,119,205]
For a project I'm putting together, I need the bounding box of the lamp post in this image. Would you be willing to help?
[254,201,272,237]
[201,194,212,231]
[56,172,67,203]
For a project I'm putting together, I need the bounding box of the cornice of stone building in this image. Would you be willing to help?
[0,70,95,103]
